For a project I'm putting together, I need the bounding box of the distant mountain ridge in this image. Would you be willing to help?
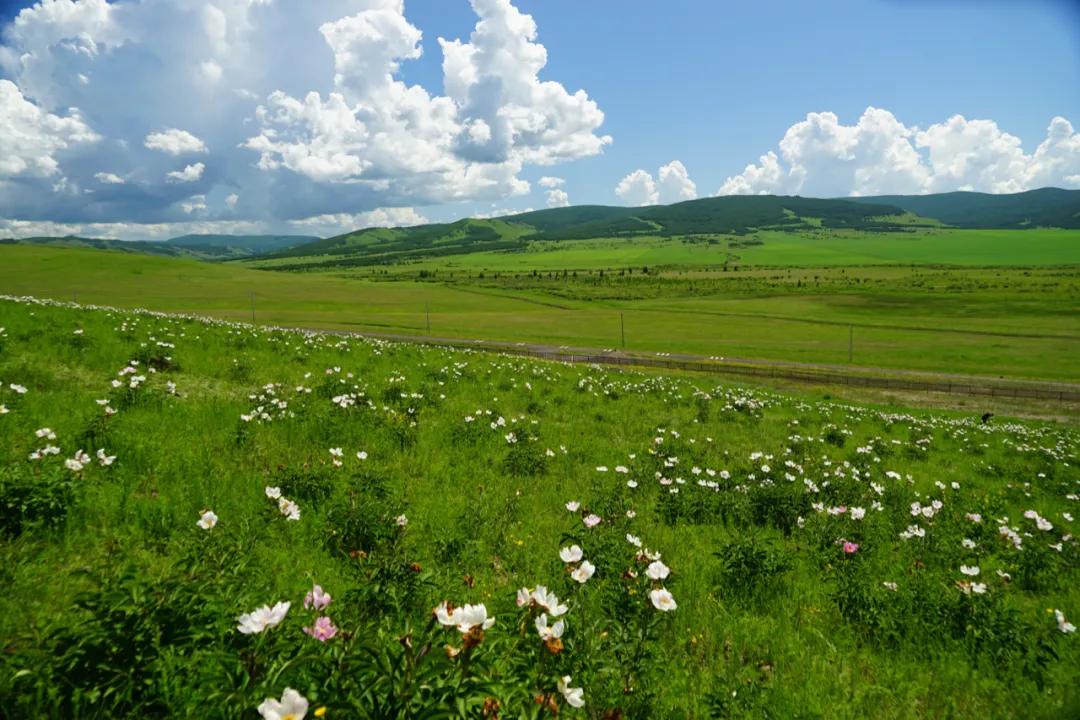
[3,188,1076,267]
[260,187,1077,269]
[0,233,318,260]
[848,188,1080,229]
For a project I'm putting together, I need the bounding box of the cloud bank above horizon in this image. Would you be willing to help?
[0,0,610,238]
[0,1,1077,241]
[615,108,1079,205]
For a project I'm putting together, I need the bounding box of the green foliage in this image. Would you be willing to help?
[714,534,791,600]
[0,463,76,537]
[0,296,1077,719]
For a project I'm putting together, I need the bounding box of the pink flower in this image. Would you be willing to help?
[302,616,338,642]
[583,514,602,529]
[842,542,860,554]
[304,584,331,611]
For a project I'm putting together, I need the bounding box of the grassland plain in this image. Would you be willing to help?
[0,296,1078,719]
[245,228,1080,271]
[1,245,1078,381]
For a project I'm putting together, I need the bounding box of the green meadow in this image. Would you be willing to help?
[1,243,1077,381]
[246,227,1080,272]
[1,296,1077,718]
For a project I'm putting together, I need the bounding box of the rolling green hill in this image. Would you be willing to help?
[851,187,1080,229]
[167,234,317,257]
[261,196,919,269]
[267,189,1080,270]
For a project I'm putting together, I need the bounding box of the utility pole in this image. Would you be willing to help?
[620,312,626,349]
[848,325,853,363]
[250,292,256,324]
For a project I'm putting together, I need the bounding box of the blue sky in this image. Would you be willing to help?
[0,0,1077,238]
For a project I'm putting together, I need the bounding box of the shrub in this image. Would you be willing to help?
[714,534,790,600]
[0,464,76,538]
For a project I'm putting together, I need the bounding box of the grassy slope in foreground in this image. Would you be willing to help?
[0,297,1077,718]
[1,244,1078,381]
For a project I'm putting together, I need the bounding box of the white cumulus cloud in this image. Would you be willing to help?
[145,128,208,156]
[718,107,1080,196]
[546,188,570,208]
[94,171,124,184]
[0,78,99,178]
[616,160,698,206]
[0,0,608,237]
[165,162,205,183]
[615,169,658,206]
[657,160,697,202]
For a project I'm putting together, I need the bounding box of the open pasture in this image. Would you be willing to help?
[245,227,1080,273]
[1,245,1077,382]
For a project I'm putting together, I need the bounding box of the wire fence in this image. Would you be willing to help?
[367,334,1080,402]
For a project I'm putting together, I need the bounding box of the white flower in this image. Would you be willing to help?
[583,514,602,529]
[516,587,532,607]
[9,384,27,394]
[646,560,670,580]
[850,507,866,520]
[970,582,987,594]
[960,565,980,576]
[64,458,84,472]
[265,486,282,499]
[278,497,301,521]
[961,538,976,549]
[435,602,495,633]
[649,588,677,611]
[559,545,583,563]
[626,533,642,547]
[96,448,116,466]
[535,613,565,640]
[565,501,580,512]
[571,560,596,584]
[0,405,8,414]
[531,586,568,617]
[35,428,56,440]
[197,510,218,530]
[257,687,308,720]
[356,450,368,461]
[882,581,898,591]
[395,514,408,527]
[237,601,291,634]
[329,447,343,457]
[1055,609,1076,633]
[558,675,585,708]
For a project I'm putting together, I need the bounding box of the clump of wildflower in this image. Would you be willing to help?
[557,676,585,708]
[302,616,338,642]
[197,510,218,530]
[649,588,677,611]
[304,584,331,611]
[257,688,308,720]
[237,601,290,634]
